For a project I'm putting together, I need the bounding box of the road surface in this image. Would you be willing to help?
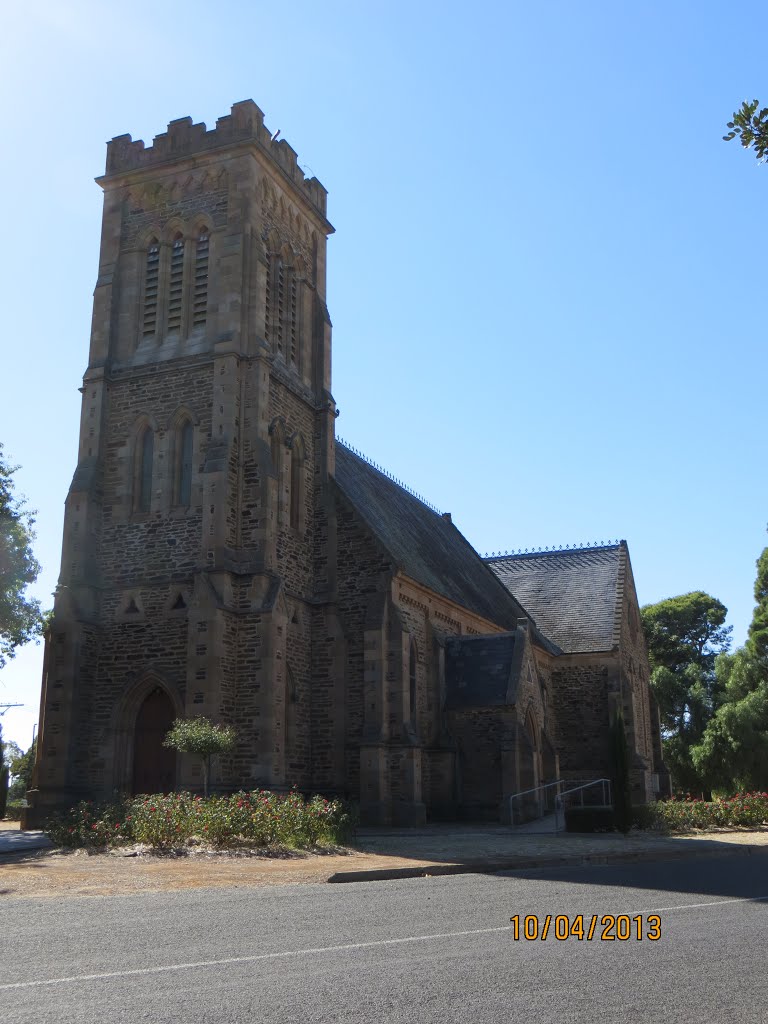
[2,851,767,1022]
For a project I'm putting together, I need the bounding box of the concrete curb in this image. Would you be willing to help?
[327,843,765,883]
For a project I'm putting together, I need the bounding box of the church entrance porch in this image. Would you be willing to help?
[131,687,177,794]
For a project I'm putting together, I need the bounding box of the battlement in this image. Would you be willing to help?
[104,100,328,218]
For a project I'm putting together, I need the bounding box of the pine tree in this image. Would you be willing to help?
[747,544,768,663]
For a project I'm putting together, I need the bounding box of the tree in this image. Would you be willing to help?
[1,736,23,770]
[747,545,768,663]
[724,100,768,162]
[691,651,768,792]
[641,591,731,676]
[648,662,714,793]
[8,742,35,802]
[0,725,17,819]
[0,445,44,667]
[163,717,237,797]
[691,539,768,793]
[641,592,731,793]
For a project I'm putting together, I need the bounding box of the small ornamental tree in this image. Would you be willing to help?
[163,717,236,797]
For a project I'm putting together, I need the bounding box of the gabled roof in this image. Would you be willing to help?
[486,544,624,654]
[333,443,526,629]
[444,633,517,708]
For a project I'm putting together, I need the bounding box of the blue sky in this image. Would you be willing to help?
[1,0,766,749]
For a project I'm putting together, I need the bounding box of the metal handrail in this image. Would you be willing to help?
[508,777,613,832]
[558,779,612,800]
[506,779,564,801]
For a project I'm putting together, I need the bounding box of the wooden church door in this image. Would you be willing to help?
[132,687,177,794]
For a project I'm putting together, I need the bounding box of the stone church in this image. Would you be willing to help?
[26,101,668,827]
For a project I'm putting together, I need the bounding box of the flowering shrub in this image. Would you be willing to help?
[46,798,133,848]
[639,792,768,833]
[46,789,353,850]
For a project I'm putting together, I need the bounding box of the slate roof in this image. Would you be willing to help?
[486,545,623,654]
[444,634,517,709]
[333,443,526,629]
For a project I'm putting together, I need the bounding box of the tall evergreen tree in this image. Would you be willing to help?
[641,591,731,791]
[747,545,768,663]
[692,537,768,793]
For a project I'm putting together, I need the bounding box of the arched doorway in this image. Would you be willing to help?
[132,687,177,794]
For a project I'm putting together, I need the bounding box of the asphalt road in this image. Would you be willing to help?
[2,851,768,1023]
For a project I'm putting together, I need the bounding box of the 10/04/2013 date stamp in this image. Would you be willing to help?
[510,914,661,941]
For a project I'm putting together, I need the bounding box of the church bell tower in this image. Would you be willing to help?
[27,102,339,822]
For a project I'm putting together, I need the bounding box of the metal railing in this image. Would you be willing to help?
[508,778,613,832]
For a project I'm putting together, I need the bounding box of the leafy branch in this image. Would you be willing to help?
[724,99,768,162]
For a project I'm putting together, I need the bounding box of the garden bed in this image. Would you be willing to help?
[46,789,353,851]
[638,792,768,832]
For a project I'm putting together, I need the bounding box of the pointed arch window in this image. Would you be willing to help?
[167,234,185,332]
[136,427,154,513]
[176,419,194,506]
[289,437,305,532]
[265,251,284,352]
[142,239,160,337]
[271,425,285,525]
[266,247,299,361]
[193,229,209,328]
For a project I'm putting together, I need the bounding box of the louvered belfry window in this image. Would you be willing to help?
[266,249,300,361]
[289,273,297,365]
[193,230,209,328]
[167,235,185,332]
[265,254,272,339]
[276,259,285,356]
[142,241,160,337]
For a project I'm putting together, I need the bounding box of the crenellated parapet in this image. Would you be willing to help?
[103,100,328,218]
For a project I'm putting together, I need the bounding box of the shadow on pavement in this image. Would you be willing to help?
[490,844,768,903]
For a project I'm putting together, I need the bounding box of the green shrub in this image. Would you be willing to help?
[129,793,197,848]
[45,788,353,850]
